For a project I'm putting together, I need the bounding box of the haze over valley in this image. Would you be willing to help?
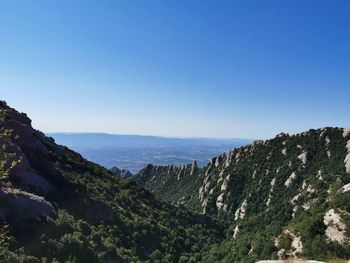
[49,133,252,173]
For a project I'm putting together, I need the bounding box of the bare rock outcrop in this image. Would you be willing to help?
[343,128,350,138]
[338,182,350,193]
[298,152,308,165]
[324,209,347,244]
[234,199,247,220]
[345,139,350,173]
[0,187,55,221]
[285,172,297,187]
[13,170,53,194]
[111,167,133,179]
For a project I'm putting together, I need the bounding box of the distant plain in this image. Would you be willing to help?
[49,133,252,173]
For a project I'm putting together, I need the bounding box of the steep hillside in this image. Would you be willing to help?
[3,99,349,262]
[136,128,350,262]
[110,166,133,179]
[136,162,201,212]
[0,101,225,263]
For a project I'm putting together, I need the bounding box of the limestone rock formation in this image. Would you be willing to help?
[136,127,350,261]
[110,166,133,179]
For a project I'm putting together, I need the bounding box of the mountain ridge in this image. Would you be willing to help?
[1,100,350,262]
[0,101,225,262]
[136,127,350,261]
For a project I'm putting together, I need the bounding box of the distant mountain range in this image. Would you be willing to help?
[48,132,252,173]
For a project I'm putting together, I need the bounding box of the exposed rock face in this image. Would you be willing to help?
[0,137,53,194]
[324,209,347,244]
[274,229,303,259]
[135,162,201,207]
[216,173,231,212]
[136,127,350,261]
[0,187,54,220]
[339,182,350,193]
[285,229,303,256]
[345,139,350,173]
[13,170,53,194]
[234,199,247,220]
[136,162,197,184]
[266,178,276,207]
[216,192,225,211]
[282,148,287,156]
[0,104,49,155]
[190,160,198,175]
[277,249,287,260]
[0,102,61,222]
[110,167,133,179]
[297,152,308,165]
[232,225,239,239]
[291,193,301,205]
[343,128,350,138]
[325,136,331,145]
[284,172,297,187]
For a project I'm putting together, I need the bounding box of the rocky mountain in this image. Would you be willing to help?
[0,101,225,262]
[136,128,350,262]
[110,166,133,179]
[136,162,201,211]
[2,99,349,262]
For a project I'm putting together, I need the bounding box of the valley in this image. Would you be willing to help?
[2,1,349,262]
[0,101,349,262]
[49,133,251,174]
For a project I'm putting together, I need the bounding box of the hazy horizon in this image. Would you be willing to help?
[48,132,252,173]
[47,131,253,141]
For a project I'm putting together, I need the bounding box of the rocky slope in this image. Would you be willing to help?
[0,101,225,262]
[110,166,133,179]
[136,128,350,262]
[136,162,201,211]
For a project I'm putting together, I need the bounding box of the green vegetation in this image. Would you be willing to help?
[135,163,202,213]
[1,101,350,262]
[137,129,350,262]
[0,102,224,262]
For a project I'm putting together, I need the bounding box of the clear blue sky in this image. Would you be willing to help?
[0,0,349,139]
